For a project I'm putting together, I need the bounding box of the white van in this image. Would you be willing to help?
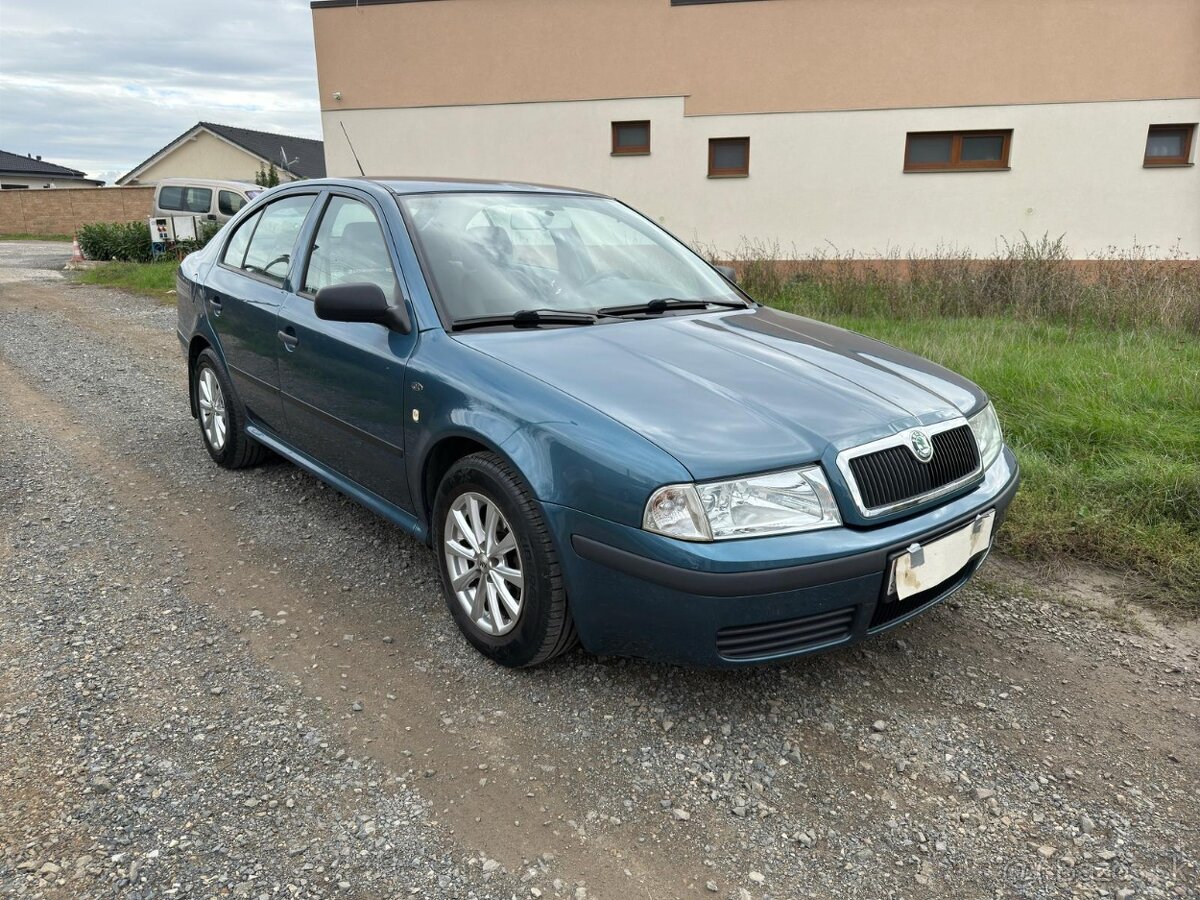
[152,178,263,224]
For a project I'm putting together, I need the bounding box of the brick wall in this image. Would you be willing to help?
[0,187,156,237]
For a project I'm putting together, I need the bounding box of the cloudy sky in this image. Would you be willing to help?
[0,0,321,184]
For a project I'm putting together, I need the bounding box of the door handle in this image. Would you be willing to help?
[208,293,223,315]
[277,327,299,351]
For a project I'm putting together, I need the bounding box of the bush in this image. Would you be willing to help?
[78,221,154,262]
[175,220,222,256]
[77,219,222,263]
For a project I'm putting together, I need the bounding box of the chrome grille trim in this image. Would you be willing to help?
[835,417,982,518]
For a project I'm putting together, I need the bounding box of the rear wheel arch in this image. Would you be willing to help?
[191,346,269,469]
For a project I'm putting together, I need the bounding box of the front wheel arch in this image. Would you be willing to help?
[420,432,535,535]
[432,451,578,666]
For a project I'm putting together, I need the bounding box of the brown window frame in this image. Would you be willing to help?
[1143,123,1195,167]
[708,137,750,178]
[903,129,1012,173]
[611,120,651,156]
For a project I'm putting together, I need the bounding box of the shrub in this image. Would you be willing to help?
[175,220,222,256]
[703,234,1200,334]
[78,219,222,263]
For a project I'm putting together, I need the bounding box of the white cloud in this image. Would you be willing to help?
[0,0,321,182]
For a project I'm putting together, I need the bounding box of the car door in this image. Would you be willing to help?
[204,192,318,434]
[275,191,417,510]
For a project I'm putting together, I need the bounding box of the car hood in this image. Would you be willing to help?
[454,306,986,480]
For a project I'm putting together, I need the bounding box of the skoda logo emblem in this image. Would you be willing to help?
[910,429,934,462]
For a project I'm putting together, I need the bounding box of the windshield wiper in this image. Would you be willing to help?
[451,308,598,332]
[596,297,750,317]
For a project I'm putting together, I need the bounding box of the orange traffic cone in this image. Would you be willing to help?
[71,235,85,263]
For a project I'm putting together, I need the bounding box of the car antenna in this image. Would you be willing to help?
[340,121,366,177]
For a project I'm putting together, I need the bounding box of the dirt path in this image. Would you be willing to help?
[1,255,1197,899]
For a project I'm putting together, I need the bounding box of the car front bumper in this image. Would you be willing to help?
[545,446,1020,667]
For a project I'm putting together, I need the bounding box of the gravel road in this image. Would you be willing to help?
[1,241,1197,900]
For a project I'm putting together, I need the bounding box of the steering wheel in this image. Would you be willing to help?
[245,254,290,277]
[262,253,291,274]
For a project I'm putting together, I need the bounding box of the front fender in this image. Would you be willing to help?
[406,330,691,528]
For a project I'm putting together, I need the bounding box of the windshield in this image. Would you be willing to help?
[398,192,743,322]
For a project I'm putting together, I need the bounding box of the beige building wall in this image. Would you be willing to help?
[313,0,1200,258]
[126,131,298,185]
[313,0,1200,116]
[324,96,1200,258]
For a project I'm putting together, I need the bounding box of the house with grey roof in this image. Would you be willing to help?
[0,150,105,189]
[116,122,325,186]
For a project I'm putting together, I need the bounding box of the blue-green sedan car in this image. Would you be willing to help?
[176,177,1019,667]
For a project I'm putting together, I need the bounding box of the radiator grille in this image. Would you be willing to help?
[716,607,855,660]
[848,425,979,511]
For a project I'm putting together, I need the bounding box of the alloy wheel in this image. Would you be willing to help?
[444,491,524,636]
[197,367,228,452]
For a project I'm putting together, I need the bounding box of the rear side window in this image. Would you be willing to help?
[240,195,316,284]
[160,185,213,213]
[221,209,263,269]
[218,190,247,216]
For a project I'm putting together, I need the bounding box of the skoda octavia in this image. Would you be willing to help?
[176,178,1019,667]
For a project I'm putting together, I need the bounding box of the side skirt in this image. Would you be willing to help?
[245,423,429,545]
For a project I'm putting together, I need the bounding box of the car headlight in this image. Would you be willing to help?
[968,402,1004,470]
[643,466,841,542]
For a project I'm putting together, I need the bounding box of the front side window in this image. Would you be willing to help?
[219,190,247,216]
[904,130,1012,172]
[1144,124,1195,166]
[303,196,399,302]
[400,192,742,322]
[160,185,213,213]
[238,194,316,284]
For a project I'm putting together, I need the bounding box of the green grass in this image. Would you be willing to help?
[780,306,1200,604]
[0,232,73,241]
[77,260,180,300]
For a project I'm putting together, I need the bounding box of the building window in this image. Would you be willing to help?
[709,137,750,177]
[612,121,651,156]
[903,130,1012,172]
[1144,124,1195,166]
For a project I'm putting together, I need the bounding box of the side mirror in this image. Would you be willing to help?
[314,283,411,333]
[715,264,738,285]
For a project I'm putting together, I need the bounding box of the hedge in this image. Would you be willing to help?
[78,220,222,263]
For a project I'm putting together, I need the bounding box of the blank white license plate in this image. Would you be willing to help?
[890,511,995,601]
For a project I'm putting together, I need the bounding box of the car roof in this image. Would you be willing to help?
[297,176,605,197]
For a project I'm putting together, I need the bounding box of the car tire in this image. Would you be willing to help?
[192,348,270,469]
[433,452,578,668]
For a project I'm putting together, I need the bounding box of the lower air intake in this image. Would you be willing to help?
[716,606,855,660]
